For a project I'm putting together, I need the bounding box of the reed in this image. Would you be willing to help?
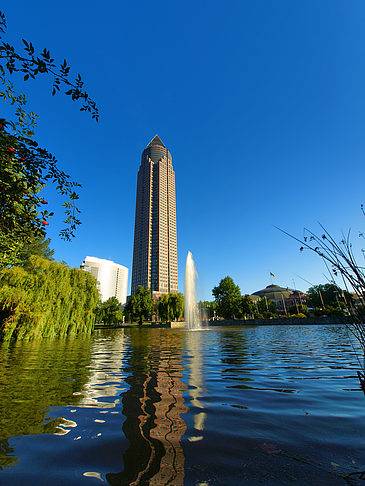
[277,221,365,391]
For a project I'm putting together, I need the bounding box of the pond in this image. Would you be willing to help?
[0,324,365,485]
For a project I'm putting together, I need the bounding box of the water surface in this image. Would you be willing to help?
[1,324,365,485]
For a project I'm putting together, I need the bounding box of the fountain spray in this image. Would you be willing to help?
[184,251,202,329]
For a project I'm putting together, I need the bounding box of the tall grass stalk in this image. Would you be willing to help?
[277,223,365,391]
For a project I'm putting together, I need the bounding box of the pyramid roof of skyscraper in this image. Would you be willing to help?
[147,134,165,148]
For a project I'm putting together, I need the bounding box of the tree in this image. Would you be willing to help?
[123,298,135,323]
[212,276,241,319]
[0,255,99,340]
[0,12,98,119]
[257,297,277,318]
[199,300,217,320]
[0,11,98,268]
[307,283,350,309]
[17,233,54,266]
[157,294,170,323]
[238,295,256,319]
[169,293,184,321]
[95,297,122,324]
[155,293,184,323]
[126,286,153,325]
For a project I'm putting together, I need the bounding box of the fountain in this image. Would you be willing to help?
[184,251,202,329]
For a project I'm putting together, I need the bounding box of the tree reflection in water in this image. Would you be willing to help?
[106,330,188,486]
[0,336,93,470]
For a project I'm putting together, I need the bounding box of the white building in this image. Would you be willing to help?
[81,256,128,305]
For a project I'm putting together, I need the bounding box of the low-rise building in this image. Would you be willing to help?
[252,284,306,314]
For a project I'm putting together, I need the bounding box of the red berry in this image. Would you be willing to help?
[8,147,15,152]
[41,221,49,225]
[41,200,48,204]
[20,157,25,162]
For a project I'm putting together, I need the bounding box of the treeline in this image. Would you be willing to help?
[0,262,185,340]
[306,283,353,316]
[205,276,352,321]
[205,276,279,320]
[123,286,184,325]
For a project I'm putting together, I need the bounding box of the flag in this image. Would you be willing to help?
[270,272,275,277]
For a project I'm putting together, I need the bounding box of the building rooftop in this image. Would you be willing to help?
[83,256,128,270]
[147,134,165,148]
[252,284,295,301]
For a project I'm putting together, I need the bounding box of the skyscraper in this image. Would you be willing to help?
[131,135,178,297]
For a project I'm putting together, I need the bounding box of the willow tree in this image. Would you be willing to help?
[0,256,99,340]
[157,293,184,323]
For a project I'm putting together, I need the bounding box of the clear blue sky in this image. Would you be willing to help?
[3,1,365,300]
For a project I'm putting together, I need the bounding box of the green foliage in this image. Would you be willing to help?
[0,11,98,120]
[158,293,184,323]
[95,297,122,324]
[169,293,184,321]
[212,276,241,319]
[199,300,217,319]
[307,284,350,309]
[314,303,346,317]
[17,233,54,266]
[125,286,153,325]
[123,299,133,322]
[242,296,277,319]
[157,294,170,323]
[328,304,346,316]
[257,297,277,317]
[0,10,99,268]
[0,80,82,267]
[115,310,124,322]
[314,307,324,317]
[237,295,256,319]
[0,256,99,340]
[0,335,92,468]
[288,304,310,317]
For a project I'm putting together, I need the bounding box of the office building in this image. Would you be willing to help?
[81,256,128,304]
[131,135,178,297]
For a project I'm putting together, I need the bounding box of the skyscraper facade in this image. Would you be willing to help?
[131,135,178,297]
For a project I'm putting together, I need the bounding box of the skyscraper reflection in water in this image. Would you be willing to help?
[106,331,188,486]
